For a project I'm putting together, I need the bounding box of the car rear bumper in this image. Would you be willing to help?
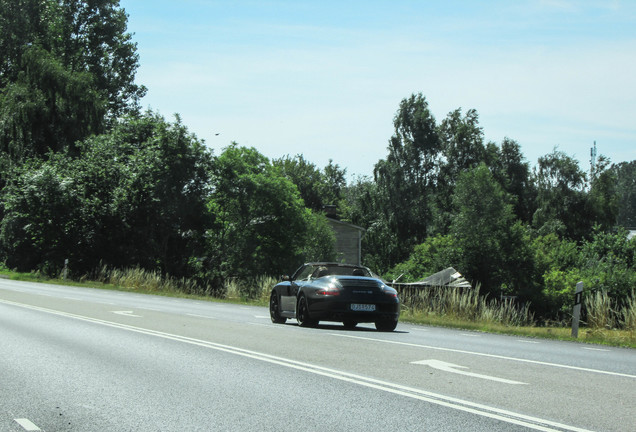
[308,298,400,323]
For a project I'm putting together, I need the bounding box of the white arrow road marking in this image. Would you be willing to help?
[412,359,527,385]
[112,310,142,317]
[333,333,636,379]
[14,418,41,431]
[2,299,593,432]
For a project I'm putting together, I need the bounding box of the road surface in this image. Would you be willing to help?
[1,279,634,431]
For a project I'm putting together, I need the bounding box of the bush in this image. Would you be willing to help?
[385,235,459,283]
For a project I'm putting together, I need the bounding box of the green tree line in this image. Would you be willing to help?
[345,94,634,319]
[1,1,634,321]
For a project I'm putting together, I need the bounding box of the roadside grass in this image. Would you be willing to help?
[400,309,636,347]
[1,266,634,348]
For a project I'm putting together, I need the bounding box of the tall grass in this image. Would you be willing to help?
[92,265,216,297]
[396,285,535,327]
[92,265,277,301]
[622,292,636,330]
[585,289,636,331]
[83,265,636,337]
[224,275,278,302]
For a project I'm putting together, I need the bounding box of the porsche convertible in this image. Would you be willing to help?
[269,262,400,331]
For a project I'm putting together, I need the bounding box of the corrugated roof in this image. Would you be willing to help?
[390,267,472,289]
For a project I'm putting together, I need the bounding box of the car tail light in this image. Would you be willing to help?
[316,286,340,296]
[316,282,340,295]
[383,287,398,298]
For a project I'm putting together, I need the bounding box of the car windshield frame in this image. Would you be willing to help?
[293,264,372,281]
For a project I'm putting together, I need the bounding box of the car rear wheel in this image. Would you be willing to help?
[375,318,397,332]
[296,295,316,327]
[270,292,286,324]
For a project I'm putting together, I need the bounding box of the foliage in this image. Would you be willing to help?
[614,161,636,228]
[0,0,145,160]
[434,108,486,233]
[0,0,145,118]
[450,164,534,297]
[363,93,442,271]
[587,155,619,231]
[0,158,82,274]
[577,229,636,301]
[487,138,536,223]
[397,285,535,327]
[0,45,106,158]
[272,155,347,212]
[0,112,213,277]
[533,149,589,240]
[385,234,459,283]
[532,230,635,320]
[205,144,336,284]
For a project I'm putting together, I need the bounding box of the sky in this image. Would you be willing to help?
[119,0,636,179]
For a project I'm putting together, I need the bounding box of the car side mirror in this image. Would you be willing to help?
[281,275,290,281]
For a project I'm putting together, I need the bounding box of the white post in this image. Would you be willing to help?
[571,281,584,338]
[63,259,69,280]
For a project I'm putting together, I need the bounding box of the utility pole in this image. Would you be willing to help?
[590,141,597,180]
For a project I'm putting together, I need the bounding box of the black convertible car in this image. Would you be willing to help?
[269,262,400,331]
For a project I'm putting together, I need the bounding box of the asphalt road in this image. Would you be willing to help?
[1,279,635,432]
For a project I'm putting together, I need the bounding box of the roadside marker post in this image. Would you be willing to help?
[571,281,584,338]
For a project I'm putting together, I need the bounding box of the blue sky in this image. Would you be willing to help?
[119,0,636,178]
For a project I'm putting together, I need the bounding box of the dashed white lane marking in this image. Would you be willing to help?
[3,299,594,432]
[517,340,540,344]
[582,347,610,352]
[187,313,213,319]
[14,418,41,431]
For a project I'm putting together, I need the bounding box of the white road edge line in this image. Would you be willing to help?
[330,333,636,379]
[14,418,41,431]
[1,298,593,432]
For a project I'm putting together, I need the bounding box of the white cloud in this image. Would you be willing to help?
[128,0,636,176]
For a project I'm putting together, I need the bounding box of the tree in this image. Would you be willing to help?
[0,158,83,274]
[0,46,106,158]
[273,155,347,213]
[0,0,145,158]
[0,112,213,277]
[0,0,144,118]
[369,93,442,271]
[434,108,486,233]
[533,150,588,240]
[614,161,636,228]
[488,138,536,224]
[578,229,635,302]
[206,145,335,282]
[273,155,323,210]
[321,159,347,208]
[587,155,619,231]
[450,164,534,297]
[105,113,213,277]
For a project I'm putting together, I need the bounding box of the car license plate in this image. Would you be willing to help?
[351,303,376,312]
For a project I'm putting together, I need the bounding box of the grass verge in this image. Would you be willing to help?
[1,268,634,348]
